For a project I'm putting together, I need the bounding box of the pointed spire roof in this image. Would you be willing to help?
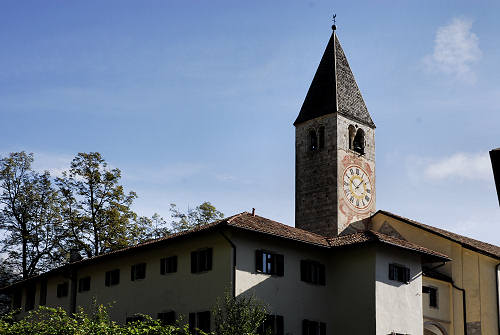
[294,29,375,127]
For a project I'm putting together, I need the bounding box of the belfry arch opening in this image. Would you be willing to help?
[318,126,325,149]
[309,129,318,151]
[348,125,356,150]
[353,128,365,155]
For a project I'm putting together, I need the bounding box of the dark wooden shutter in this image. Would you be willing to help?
[255,250,263,272]
[160,258,166,275]
[276,315,284,335]
[189,313,196,333]
[40,280,47,305]
[300,260,307,282]
[320,322,326,335]
[105,272,110,286]
[319,264,326,285]
[276,254,284,277]
[405,267,410,283]
[173,256,178,272]
[302,319,309,335]
[206,248,213,271]
[191,251,197,273]
[388,264,395,280]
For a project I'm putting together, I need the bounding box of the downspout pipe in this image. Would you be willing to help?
[496,262,500,335]
[219,231,237,298]
[452,282,467,335]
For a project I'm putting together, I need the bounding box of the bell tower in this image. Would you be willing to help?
[294,25,376,237]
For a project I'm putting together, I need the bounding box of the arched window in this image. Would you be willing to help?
[353,128,365,155]
[348,125,356,150]
[309,129,318,151]
[318,126,325,149]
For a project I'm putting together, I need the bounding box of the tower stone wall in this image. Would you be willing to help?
[295,114,338,237]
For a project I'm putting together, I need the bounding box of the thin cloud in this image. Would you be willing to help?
[423,17,481,82]
[423,152,492,181]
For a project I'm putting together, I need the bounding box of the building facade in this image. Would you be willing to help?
[3,26,500,335]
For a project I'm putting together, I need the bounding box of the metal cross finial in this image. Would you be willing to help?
[332,14,336,25]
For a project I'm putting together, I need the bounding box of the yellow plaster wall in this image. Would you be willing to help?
[372,212,500,334]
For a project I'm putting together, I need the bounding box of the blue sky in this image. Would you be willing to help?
[1,1,499,245]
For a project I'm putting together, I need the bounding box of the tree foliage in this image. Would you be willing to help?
[0,304,201,335]
[0,151,226,282]
[0,152,64,279]
[56,152,138,258]
[213,292,267,335]
[170,202,224,233]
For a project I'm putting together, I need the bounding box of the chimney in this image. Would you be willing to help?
[251,208,255,216]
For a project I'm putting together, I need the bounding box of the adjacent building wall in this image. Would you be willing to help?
[372,212,500,334]
[422,277,454,335]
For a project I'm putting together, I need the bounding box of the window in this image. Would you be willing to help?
[131,263,146,281]
[78,276,91,292]
[57,282,69,298]
[258,314,284,335]
[309,130,318,151]
[39,280,47,306]
[158,311,176,325]
[25,285,36,311]
[255,250,284,276]
[318,126,325,149]
[423,286,438,308]
[105,269,120,286]
[189,311,210,335]
[12,290,22,309]
[353,128,365,155]
[389,264,410,284]
[300,260,325,285]
[126,315,146,323]
[191,248,213,273]
[160,256,178,275]
[303,320,326,335]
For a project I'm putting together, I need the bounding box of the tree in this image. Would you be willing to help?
[169,202,224,233]
[57,152,138,258]
[0,152,64,279]
[213,291,268,335]
[132,213,171,243]
[0,259,18,315]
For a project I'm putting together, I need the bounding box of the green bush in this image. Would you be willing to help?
[0,305,197,335]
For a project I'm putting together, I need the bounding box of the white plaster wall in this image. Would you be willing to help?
[14,231,232,326]
[231,230,330,335]
[375,246,423,335]
[75,232,232,324]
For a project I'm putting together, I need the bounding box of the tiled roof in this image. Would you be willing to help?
[327,230,450,262]
[226,213,329,247]
[294,30,375,128]
[1,212,454,290]
[377,210,500,259]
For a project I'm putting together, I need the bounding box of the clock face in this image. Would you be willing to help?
[342,165,373,210]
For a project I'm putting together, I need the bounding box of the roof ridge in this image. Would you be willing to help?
[226,211,247,224]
